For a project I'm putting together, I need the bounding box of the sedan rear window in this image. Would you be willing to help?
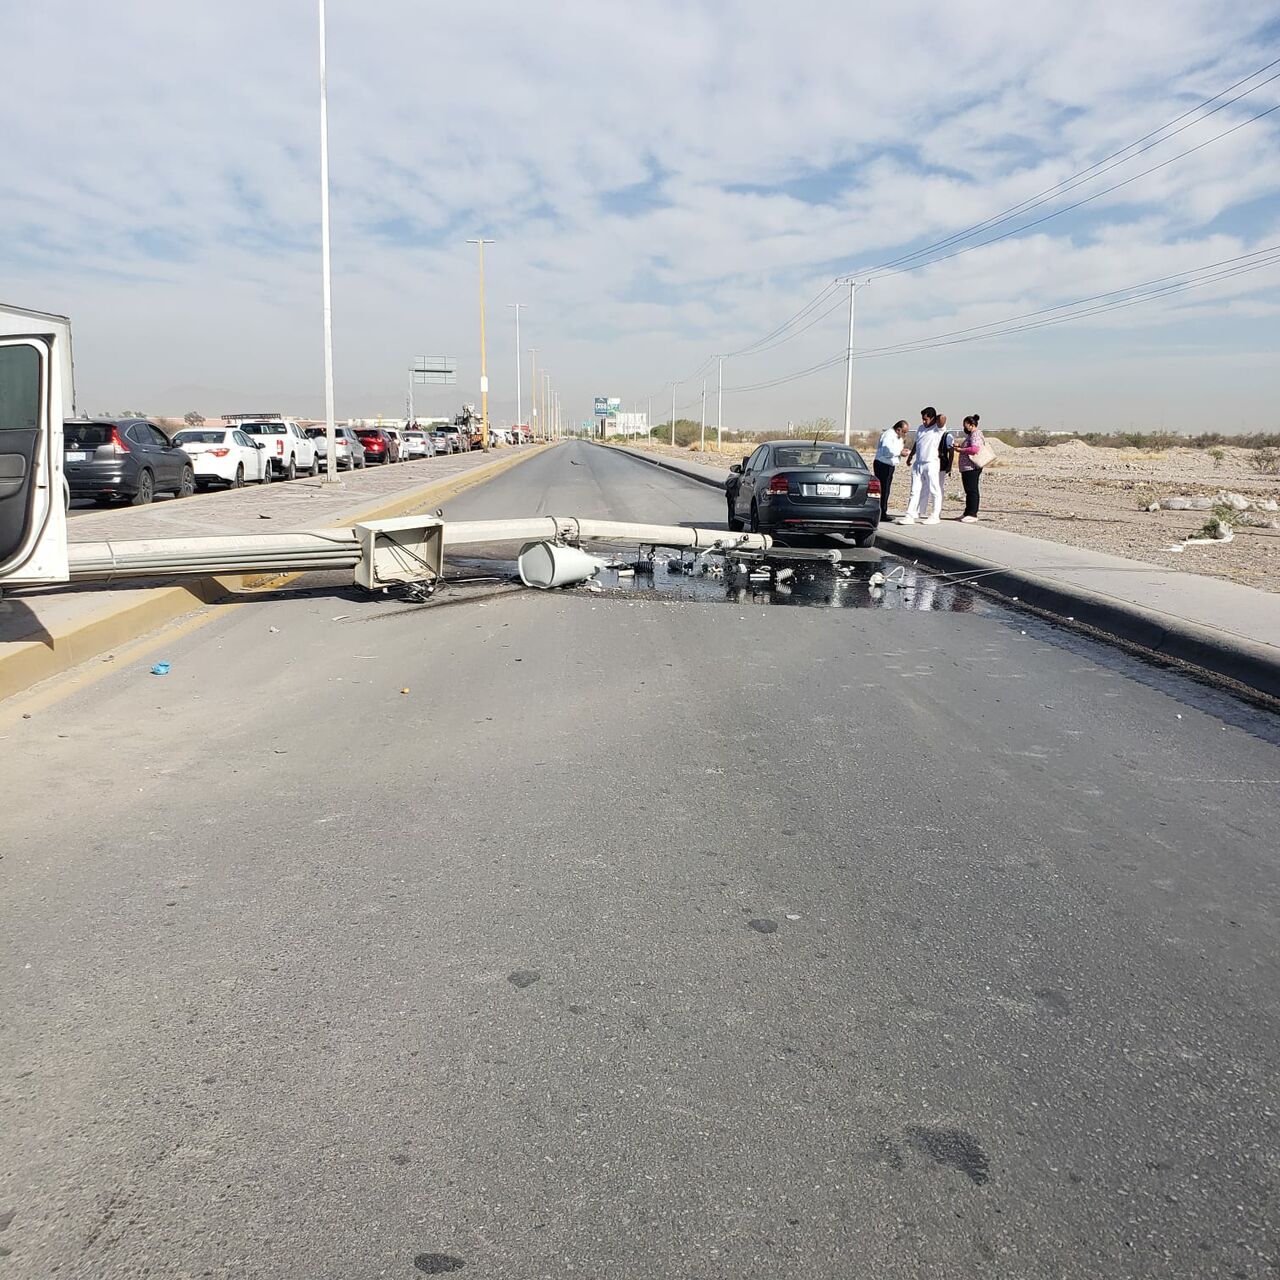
[174,430,226,444]
[773,446,866,469]
[64,423,115,446]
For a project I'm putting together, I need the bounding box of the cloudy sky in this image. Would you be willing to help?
[4,0,1279,432]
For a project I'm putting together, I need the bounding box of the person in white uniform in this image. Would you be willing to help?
[901,407,944,525]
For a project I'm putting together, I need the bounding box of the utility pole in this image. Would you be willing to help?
[647,395,652,445]
[671,384,677,446]
[841,277,857,446]
[528,348,537,440]
[466,237,495,450]
[317,0,339,484]
[700,380,706,453]
[406,366,413,428]
[509,304,524,432]
[716,355,723,452]
[544,372,551,439]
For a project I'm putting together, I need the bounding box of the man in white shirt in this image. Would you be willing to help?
[873,420,908,521]
[901,407,944,525]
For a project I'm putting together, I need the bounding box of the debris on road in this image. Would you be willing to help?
[150,662,171,676]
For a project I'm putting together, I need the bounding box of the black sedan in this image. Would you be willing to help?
[726,441,881,546]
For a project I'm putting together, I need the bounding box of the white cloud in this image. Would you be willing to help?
[1,0,1278,431]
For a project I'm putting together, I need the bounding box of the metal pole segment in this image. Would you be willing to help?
[318,0,340,484]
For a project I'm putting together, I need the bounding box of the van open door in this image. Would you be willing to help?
[0,305,70,587]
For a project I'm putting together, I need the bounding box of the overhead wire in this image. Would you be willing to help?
[647,54,1280,404]
[721,246,1280,392]
[866,56,1280,276]
[868,98,1280,280]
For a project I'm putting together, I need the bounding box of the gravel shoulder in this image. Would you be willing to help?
[626,439,1280,591]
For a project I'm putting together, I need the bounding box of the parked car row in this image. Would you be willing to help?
[63,415,532,506]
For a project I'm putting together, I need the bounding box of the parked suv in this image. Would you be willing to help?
[306,425,367,470]
[355,427,400,464]
[63,418,197,505]
[236,419,318,480]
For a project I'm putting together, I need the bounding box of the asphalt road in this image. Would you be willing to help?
[4,441,1278,1279]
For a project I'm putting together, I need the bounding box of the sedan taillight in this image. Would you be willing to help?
[209,448,231,457]
[867,478,881,495]
[767,475,790,495]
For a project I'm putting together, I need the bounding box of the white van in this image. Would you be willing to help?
[0,302,71,586]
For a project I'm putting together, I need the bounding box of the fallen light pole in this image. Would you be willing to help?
[442,517,769,552]
[60,516,770,593]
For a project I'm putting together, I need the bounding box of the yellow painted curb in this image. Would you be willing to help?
[0,446,549,703]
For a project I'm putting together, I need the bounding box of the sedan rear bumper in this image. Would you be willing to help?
[760,497,882,532]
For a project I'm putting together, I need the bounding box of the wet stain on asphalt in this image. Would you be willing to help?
[414,1253,465,1274]
[1034,988,1072,1016]
[748,918,779,934]
[906,1126,991,1185]
[508,970,541,989]
[390,1154,411,1166]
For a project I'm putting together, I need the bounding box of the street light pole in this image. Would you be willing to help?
[716,355,723,452]
[508,304,524,433]
[700,380,706,453]
[528,348,537,440]
[647,395,652,445]
[671,384,676,446]
[467,237,495,450]
[841,277,857,446]
[317,0,339,484]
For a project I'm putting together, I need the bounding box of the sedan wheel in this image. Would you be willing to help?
[232,464,244,489]
[726,498,743,532]
[749,502,761,534]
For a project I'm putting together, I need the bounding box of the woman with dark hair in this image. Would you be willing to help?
[955,414,990,522]
[873,420,908,521]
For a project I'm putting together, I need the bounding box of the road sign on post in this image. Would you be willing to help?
[414,357,457,385]
[594,397,608,417]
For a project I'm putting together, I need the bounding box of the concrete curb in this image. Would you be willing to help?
[0,446,548,702]
[602,442,1280,702]
[874,528,1280,703]
[599,442,728,491]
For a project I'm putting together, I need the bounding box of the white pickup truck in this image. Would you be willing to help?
[228,416,319,480]
[0,302,71,586]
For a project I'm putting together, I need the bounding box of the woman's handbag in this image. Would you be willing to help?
[972,439,996,468]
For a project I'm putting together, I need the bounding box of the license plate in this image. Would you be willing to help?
[816,483,842,497]
[65,450,88,462]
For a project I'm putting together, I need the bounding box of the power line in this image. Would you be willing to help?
[870,98,1280,281]
[725,279,842,356]
[867,56,1280,276]
[722,246,1280,392]
[650,54,1280,400]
